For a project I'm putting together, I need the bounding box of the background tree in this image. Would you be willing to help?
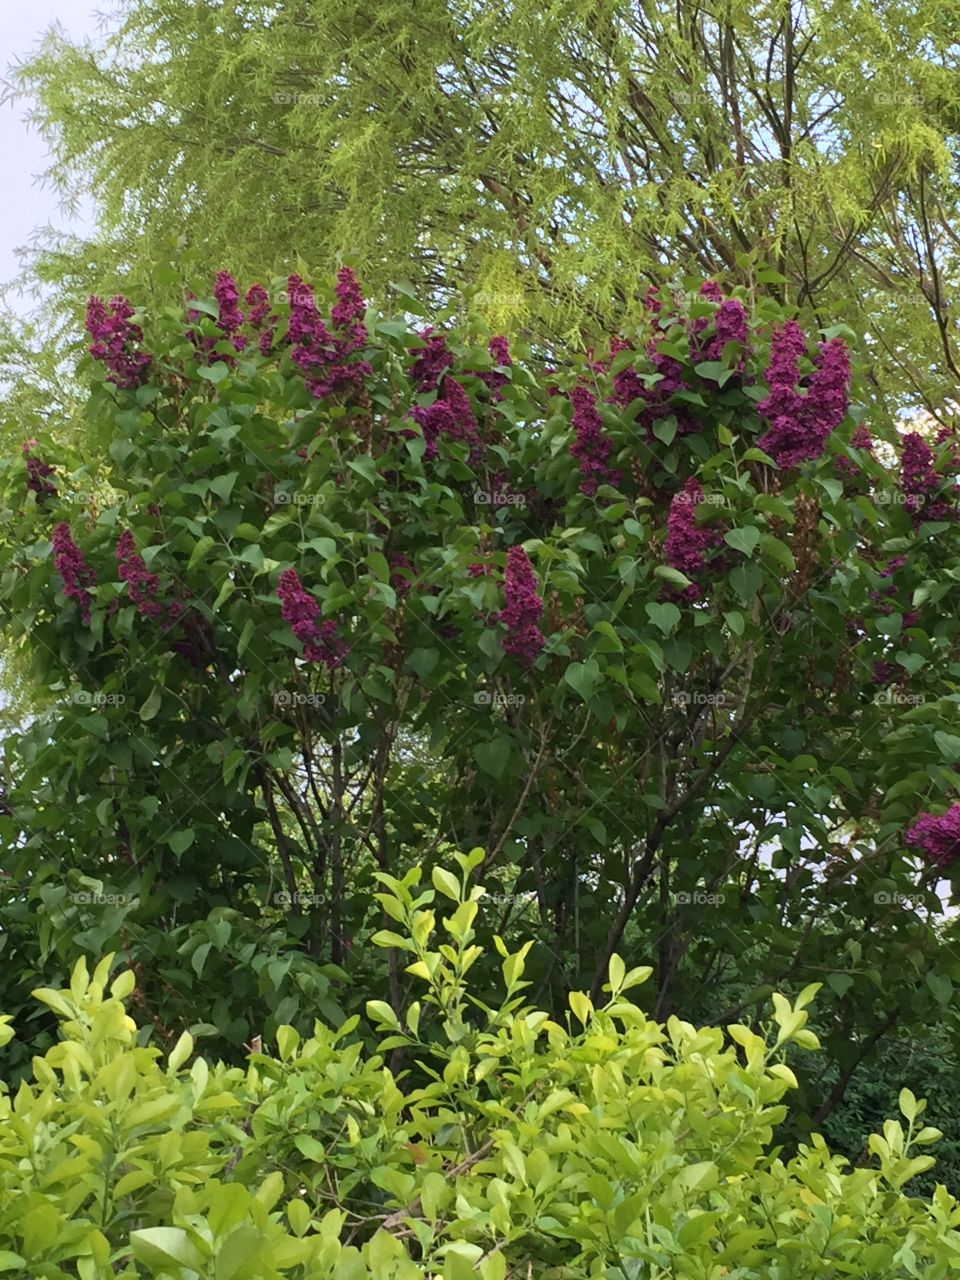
[7,0,960,415]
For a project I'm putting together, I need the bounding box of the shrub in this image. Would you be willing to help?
[0,852,958,1279]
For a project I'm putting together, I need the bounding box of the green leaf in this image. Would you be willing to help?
[474,735,512,779]
[168,829,196,856]
[927,973,953,1005]
[407,647,439,679]
[432,867,461,900]
[646,602,681,635]
[139,687,162,722]
[564,658,602,701]
[654,564,694,589]
[724,527,760,557]
[130,1228,205,1271]
[188,534,216,569]
[366,999,400,1029]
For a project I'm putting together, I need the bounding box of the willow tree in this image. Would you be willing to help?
[7,0,960,418]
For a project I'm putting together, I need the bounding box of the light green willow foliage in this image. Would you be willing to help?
[8,0,960,412]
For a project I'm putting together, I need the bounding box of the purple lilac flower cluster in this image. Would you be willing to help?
[901,432,957,525]
[278,568,347,667]
[245,283,274,354]
[905,805,960,869]
[496,546,545,667]
[52,523,97,623]
[287,268,372,400]
[664,478,720,601]
[756,322,851,468]
[477,336,512,400]
[22,441,57,500]
[410,378,482,463]
[116,530,164,619]
[410,329,454,390]
[835,423,876,479]
[569,386,620,495]
[85,295,152,389]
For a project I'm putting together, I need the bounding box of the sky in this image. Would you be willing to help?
[0,2,108,306]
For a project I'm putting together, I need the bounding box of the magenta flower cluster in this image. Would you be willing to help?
[664,478,719,601]
[116,530,164,619]
[569,385,620,495]
[22,441,57,500]
[835,423,876,479]
[756,322,851,468]
[410,377,482,463]
[287,268,372,400]
[496,545,545,667]
[901,432,957,525]
[277,568,346,667]
[85,295,152,389]
[905,805,960,869]
[702,299,749,365]
[52,522,96,623]
[410,328,454,390]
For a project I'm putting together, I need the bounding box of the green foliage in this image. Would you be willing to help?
[2,271,960,1136]
[1,860,959,1278]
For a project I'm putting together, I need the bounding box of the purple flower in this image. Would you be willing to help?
[410,377,482,463]
[410,328,454,390]
[22,441,57,500]
[388,553,415,598]
[901,432,957,525]
[757,323,850,468]
[702,299,748,366]
[52,522,96,623]
[286,271,372,400]
[496,545,544,667]
[116,530,164,619]
[699,280,724,302]
[642,285,662,314]
[85,295,152,390]
[569,385,620,495]
[331,266,367,340]
[664,478,720,600]
[905,805,960,869]
[836,423,875,478]
[214,270,246,352]
[246,283,276,354]
[476,336,513,399]
[277,568,347,667]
